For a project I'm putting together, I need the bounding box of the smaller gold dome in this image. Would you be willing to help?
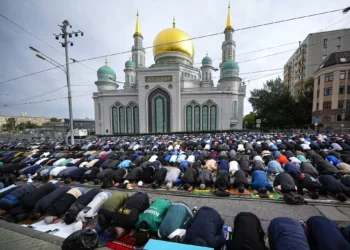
[153,21,194,59]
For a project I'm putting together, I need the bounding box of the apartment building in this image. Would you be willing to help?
[312,51,350,133]
[284,28,350,96]
[0,115,52,130]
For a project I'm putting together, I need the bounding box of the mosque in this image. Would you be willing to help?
[93,4,246,135]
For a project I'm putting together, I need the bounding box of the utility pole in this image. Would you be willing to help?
[54,20,83,145]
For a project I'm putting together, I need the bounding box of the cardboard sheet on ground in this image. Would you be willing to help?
[28,219,77,238]
[144,239,214,250]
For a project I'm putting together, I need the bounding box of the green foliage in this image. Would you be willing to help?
[50,117,59,122]
[243,112,256,129]
[248,76,313,129]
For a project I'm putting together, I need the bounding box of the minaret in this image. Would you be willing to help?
[201,52,214,87]
[132,10,146,68]
[124,56,136,89]
[220,4,236,69]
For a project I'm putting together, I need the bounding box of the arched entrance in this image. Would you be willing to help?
[148,88,171,133]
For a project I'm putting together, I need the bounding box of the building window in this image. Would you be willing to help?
[324,38,328,44]
[126,107,132,134]
[119,107,125,133]
[317,90,320,98]
[98,103,101,120]
[339,86,345,94]
[348,87,350,94]
[323,101,332,109]
[337,114,350,121]
[317,76,320,85]
[337,45,341,51]
[186,106,192,132]
[322,116,331,122]
[233,101,237,119]
[323,46,327,52]
[348,70,350,79]
[155,97,164,133]
[324,73,333,82]
[337,37,341,42]
[324,87,332,96]
[209,73,211,80]
[322,55,327,60]
[316,103,319,110]
[194,106,200,131]
[131,75,134,82]
[340,71,346,80]
[112,107,118,134]
[133,107,139,133]
[205,72,208,80]
[210,105,217,130]
[202,105,208,131]
[338,100,344,109]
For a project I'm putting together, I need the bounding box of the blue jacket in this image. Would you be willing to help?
[268,217,310,250]
[267,160,284,174]
[34,186,71,213]
[218,160,229,172]
[22,164,41,175]
[273,151,281,159]
[178,161,190,172]
[164,155,172,162]
[284,162,300,175]
[118,160,131,169]
[250,170,273,190]
[307,216,350,250]
[0,184,36,210]
[184,206,225,249]
[325,155,341,166]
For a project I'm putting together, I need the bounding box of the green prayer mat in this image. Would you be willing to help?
[191,186,214,195]
[249,188,281,200]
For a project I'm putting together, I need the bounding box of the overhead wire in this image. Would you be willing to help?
[0,8,345,85]
[0,12,96,73]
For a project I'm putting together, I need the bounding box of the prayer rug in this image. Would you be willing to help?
[191,186,214,195]
[249,188,281,200]
[229,188,250,195]
[106,234,140,250]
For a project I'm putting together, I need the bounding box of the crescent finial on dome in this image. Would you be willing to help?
[105,58,108,66]
[134,10,142,38]
[225,2,233,31]
[173,16,175,28]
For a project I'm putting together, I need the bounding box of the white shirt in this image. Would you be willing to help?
[35,158,48,165]
[149,155,158,162]
[289,157,301,164]
[237,144,245,152]
[79,162,88,168]
[301,144,311,150]
[53,158,66,166]
[49,166,67,176]
[187,155,195,163]
[204,144,211,150]
[253,155,264,162]
[229,161,239,174]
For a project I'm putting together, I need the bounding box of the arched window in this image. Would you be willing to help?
[205,72,208,80]
[119,107,125,133]
[233,101,237,119]
[202,105,208,131]
[186,106,192,131]
[194,105,200,131]
[131,75,133,83]
[209,72,211,80]
[210,105,217,130]
[112,107,118,134]
[98,103,101,120]
[126,107,132,134]
[155,96,165,133]
[133,106,139,133]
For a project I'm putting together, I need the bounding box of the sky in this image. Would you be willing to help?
[0,0,349,119]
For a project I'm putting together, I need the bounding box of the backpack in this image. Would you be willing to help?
[62,229,98,250]
[101,174,112,189]
[283,192,306,205]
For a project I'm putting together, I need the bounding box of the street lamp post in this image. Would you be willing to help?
[29,20,83,145]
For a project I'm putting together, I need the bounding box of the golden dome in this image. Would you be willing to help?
[153,18,194,59]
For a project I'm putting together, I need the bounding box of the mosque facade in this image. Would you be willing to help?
[93,5,246,135]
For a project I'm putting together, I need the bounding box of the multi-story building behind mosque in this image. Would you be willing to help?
[93,5,246,135]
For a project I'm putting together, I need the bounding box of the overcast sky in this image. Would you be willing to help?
[0,0,349,120]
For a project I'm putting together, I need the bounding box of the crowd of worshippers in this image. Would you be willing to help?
[1,186,350,250]
[1,134,350,203]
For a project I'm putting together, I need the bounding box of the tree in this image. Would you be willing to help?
[5,118,16,131]
[294,77,314,127]
[248,77,296,129]
[243,112,256,129]
[50,117,59,122]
